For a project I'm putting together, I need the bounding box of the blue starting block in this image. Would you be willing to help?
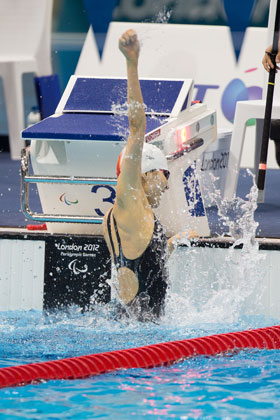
[23,77,192,141]
[21,76,216,237]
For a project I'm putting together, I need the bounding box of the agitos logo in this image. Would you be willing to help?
[59,193,79,206]
[68,259,88,275]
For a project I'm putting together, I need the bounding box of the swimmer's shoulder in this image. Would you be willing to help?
[104,202,154,252]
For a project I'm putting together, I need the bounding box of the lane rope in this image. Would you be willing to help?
[0,325,280,388]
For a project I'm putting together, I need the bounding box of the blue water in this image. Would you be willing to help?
[0,309,280,419]
[0,172,278,417]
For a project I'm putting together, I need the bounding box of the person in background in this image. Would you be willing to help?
[103,29,194,322]
[262,46,280,166]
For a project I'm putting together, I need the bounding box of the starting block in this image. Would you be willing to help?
[21,76,217,237]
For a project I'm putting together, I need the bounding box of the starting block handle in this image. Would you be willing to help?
[20,148,116,224]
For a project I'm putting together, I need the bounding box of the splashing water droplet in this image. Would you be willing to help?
[154,7,173,24]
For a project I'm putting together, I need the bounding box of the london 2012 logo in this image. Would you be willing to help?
[59,193,79,206]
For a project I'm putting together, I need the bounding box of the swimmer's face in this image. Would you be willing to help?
[142,169,169,208]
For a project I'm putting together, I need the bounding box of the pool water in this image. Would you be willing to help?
[0,181,278,419]
[0,308,280,420]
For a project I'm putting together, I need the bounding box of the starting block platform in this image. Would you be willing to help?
[21,76,218,237]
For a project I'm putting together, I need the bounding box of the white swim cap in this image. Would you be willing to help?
[116,143,169,176]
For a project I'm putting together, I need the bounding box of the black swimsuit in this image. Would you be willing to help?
[107,208,168,320]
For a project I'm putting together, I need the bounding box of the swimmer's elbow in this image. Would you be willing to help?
[129,121,146,139]
[128,105,146,130]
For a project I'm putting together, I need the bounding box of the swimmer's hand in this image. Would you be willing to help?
[119,29,140,63]
[262,45,280,73]
[168,230,199,255]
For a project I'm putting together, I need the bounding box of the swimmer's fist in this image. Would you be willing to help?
[119,29,140,62]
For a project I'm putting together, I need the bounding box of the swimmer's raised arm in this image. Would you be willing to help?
[119,30,146,135]
[115,29,147,212]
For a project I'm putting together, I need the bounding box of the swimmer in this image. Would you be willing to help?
[103,29,195,321]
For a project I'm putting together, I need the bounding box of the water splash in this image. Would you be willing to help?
[138,5,173,47]
[153,7,173,24]
[111,101,128,117]
[110,100,167,142]
[165,169,266,326]
[214,171,265,319]
[110,101,129,140]
[210,169,259,244]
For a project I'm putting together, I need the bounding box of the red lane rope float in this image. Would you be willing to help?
[1,325,280,388]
